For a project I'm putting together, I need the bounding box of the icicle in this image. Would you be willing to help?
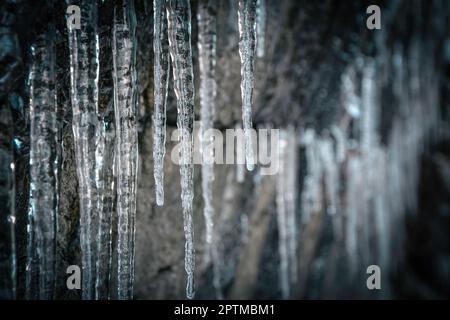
[68,1,99,300]
[0,104,16,300]
[276,127,298,298]
[198,0,221,298]
[235,124,245,183]
[344,156,361,276]
[112,0,138,300]
[167,0,196,299]
[361,61,377,151]
[319,137,339,215]
[95,7,116,299]
[276,130,289,298]
[300,129,322,223]
[153,0,170,206]
[341,66,361,119]
[238,0,257,171]
[285,128,298,285]
[331,125,346,163]
[198,0,217,246]
[256,0,266,58]
[27,32,59,300]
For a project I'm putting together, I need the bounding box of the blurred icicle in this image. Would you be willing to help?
[153,0,170,206]
[238,0,257,171]
[112,0,138,300]
[256,0,266,58]
[319,137,339,216]
[167,0,196,299]
[300,129,322,223]
[341,66,360,119]
[0,102,16,300]
[344,156,362,276]
[276,127,298,298]
[198,0,217,247]
[27,31,59,300]
[331,125,346,163]
[198,0,222,299]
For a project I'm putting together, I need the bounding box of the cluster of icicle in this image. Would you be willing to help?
[271,42,441,298]
[25,0,138,300]
[152,0,265,299]
[17,0,266,300]
[1,0,444,301]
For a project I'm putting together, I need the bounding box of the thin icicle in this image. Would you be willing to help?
[276,127,298,298]
[319,137,339,215]
[112,0,138,300]
[235,124,245,183]
[68,1,99,299]
[341,66,361,119]
[256,0,266,58]
[95,10,116,299]
[344,156,361,276]
[27,32,59,300]
[300,128,322,223]
[0,104,16,300]
[285,128,298,285]
[238,0,257,171]
[331,125,346,163]
[198,0,217,246]
[167,0,196,299]
[276,130,290,298]
[361,61,377,151]
[198,0,221,298]
[153,0,170,206]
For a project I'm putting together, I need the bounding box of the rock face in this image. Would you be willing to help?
[0,0,449,300]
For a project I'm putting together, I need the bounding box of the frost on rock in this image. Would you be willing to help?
[0,98,16,300]
[112,1,138,300]
[153,0,170,206]
[27,31,59,300]
[167,0,196,300]
[238,0,257,171]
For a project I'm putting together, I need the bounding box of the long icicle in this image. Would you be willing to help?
[198,0,216,251]
[167,0,196,299]
[276,128,299,298]
[28,31,59,300]
[198,0,221,298]
[112,0,138,300]
[285,127,298,285]
[68,1,99,299]
[255,0,266,58]
[95,2,116,299]
[238,0,257,171]
[153,0,170,206]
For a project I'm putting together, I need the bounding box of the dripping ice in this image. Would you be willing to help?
[153,0,170,206]
[112,1,139,300]
[27,32,59,300]
[238,0,257,171]
[167,0,196,300]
